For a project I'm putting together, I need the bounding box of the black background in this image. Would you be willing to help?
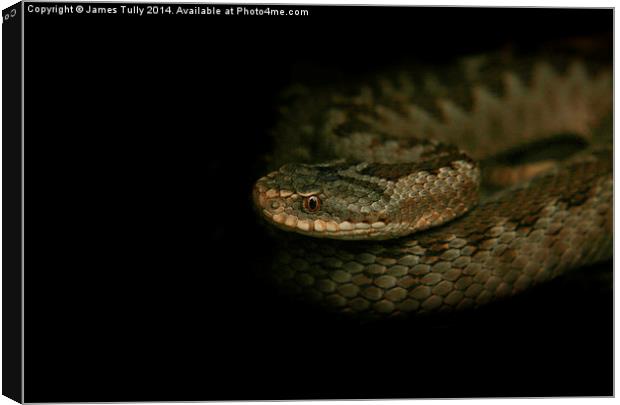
[22,3,612,401]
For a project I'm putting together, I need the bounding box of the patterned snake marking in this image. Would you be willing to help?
[252,53,612,319]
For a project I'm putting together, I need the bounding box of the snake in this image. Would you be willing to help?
[252,51,613,320]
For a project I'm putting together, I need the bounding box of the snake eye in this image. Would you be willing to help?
[303,195,321,213]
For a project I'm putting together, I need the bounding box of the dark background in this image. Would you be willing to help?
[21,4,612,401]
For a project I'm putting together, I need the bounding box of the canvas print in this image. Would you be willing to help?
[3,2,613,402]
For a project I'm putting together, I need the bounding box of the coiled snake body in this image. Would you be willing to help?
[253,53,612,319]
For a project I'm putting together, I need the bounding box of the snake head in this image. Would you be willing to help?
[253,159,480,240]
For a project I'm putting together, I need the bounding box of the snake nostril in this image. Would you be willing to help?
[252,186,270,209]
[271,201,280,209]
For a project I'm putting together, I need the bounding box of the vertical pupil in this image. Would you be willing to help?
[309,198,316,210]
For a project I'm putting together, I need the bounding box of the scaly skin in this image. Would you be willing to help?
[253,54,612,319]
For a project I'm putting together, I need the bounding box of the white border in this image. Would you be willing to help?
[0,1,615,405]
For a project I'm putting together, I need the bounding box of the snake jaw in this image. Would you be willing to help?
[254,190,412,241]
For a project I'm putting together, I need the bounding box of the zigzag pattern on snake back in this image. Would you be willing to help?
[252,52,613,320]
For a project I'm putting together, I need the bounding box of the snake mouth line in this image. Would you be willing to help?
[261,208,388,238]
